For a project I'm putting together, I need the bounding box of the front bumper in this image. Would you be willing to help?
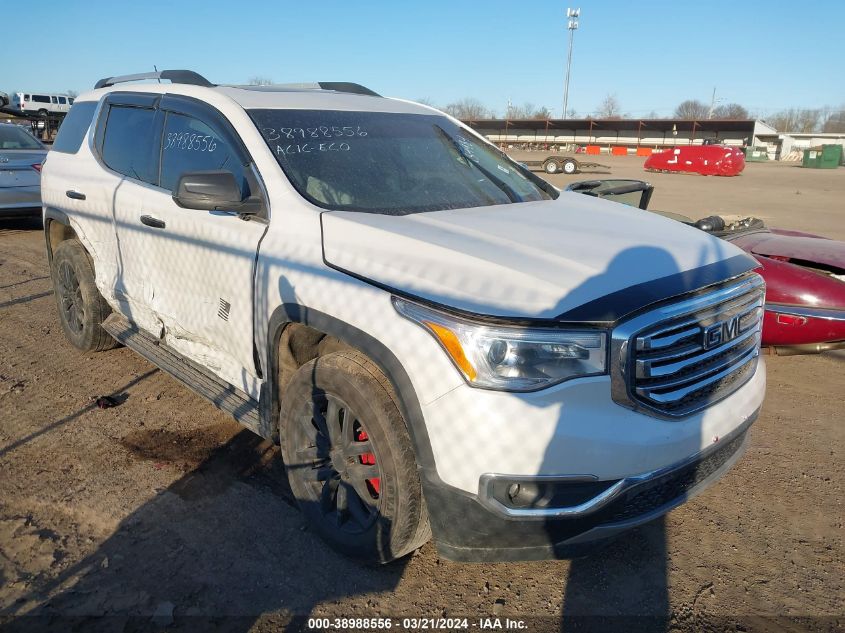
[425,407,757,562]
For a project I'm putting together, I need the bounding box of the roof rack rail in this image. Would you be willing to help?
[272,82,381,97]
[94,70,214,90]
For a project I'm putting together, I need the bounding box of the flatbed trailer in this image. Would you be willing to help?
[0,105,65,141]
[522,155,610,175]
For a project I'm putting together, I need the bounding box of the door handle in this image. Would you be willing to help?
[65,190,86,200]
[140,215,166,229]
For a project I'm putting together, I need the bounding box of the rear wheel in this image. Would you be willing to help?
[51,240,117,352]
[543,160,559,174]
[562,158,578,174]
[280,350,430,563]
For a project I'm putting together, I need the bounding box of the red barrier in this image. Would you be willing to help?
[611,147,628,156]
[636,147,653,156]
[585,145,601,155]
[644,145,745,176]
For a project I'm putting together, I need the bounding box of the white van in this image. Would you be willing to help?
[13,93,74,115]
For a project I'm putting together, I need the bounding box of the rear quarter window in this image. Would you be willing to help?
[52,102,98,154]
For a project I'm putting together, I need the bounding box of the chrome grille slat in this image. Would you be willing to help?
[611,274,765,418]
[636,350,758,405]
[636,325,759,379]
[636,338,759,394]
[637,325,701,351]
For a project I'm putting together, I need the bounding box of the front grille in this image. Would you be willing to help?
[613,274,765,417]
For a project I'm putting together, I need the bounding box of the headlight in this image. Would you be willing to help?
[393,297,607,391]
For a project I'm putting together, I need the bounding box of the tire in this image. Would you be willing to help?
[543,160,559,174]
[279,350,430,563]
[562,158,578,174]
[37,108,48,117]
[51,240,118,352]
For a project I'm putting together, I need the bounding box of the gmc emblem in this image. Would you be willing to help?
[703,316,741,350]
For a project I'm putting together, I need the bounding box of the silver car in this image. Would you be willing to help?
[0,124,47,217]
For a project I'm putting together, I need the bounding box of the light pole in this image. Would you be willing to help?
[562,7,580,119]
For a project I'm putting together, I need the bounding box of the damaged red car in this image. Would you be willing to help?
[644,144,746,177]
[567,179,845,354]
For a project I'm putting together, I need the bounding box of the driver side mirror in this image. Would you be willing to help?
[172,170,260,215]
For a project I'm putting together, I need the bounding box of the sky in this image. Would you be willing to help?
[4,0,843,118]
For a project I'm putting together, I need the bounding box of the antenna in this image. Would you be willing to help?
[154,65,161,83]
[562,7,581,118]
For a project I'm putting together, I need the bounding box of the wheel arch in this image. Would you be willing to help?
[264,303,438,480]
[44,207,78,265]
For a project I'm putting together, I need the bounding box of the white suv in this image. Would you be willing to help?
[40,70,766,563]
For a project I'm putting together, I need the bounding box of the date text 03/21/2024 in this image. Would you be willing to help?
[306,617,528,630]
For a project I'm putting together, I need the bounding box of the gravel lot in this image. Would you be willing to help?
[1,158,843,632]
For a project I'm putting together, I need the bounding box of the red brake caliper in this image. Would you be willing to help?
[356,429,380,496]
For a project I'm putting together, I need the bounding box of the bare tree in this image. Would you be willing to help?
[66,90,79,99]
[443,98,492,120]
[712,103,749,119]
[596,94,622,118]
[531,106,553,120]
[674,99,709,119]
[822,106,845,133]
[767,108,821,133]
[248,76,273,86]
[506,102,553,119]
[415,97,437,107]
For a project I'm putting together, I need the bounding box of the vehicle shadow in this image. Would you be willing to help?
[1,428,406,632]
[0,217,43,233]
[539,242,742,631]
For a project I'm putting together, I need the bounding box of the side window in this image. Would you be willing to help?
[101,105,159,185]
[59,97,67,105]
[33,95,50,104]
[51,96,58,104]
[159,111,247,194]
[53,102,98,154]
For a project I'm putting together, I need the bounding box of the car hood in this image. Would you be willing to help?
[729,231,845,272]
[321,192,754,321]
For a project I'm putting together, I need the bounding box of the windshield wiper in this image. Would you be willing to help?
[433,126,521,203]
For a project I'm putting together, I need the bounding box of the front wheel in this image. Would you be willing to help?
[279,350,430,563]
[543,160,559,174]
[562,158,578,174]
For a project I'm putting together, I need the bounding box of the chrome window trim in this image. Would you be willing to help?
[765,303,845,322]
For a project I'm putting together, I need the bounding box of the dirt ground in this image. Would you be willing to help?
[1,158,843,632]
[512,152,845,241]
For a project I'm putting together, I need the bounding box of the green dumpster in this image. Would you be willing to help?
[803,144,842,169]
[744,146,769,162]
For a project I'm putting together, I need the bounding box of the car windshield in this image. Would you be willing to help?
[0,125,44,150]
[249,109,555,215]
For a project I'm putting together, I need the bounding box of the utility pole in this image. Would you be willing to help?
[708,86,716,119]
[562,7,580,119]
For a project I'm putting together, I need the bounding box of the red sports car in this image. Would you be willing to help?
[567,179,845,354]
